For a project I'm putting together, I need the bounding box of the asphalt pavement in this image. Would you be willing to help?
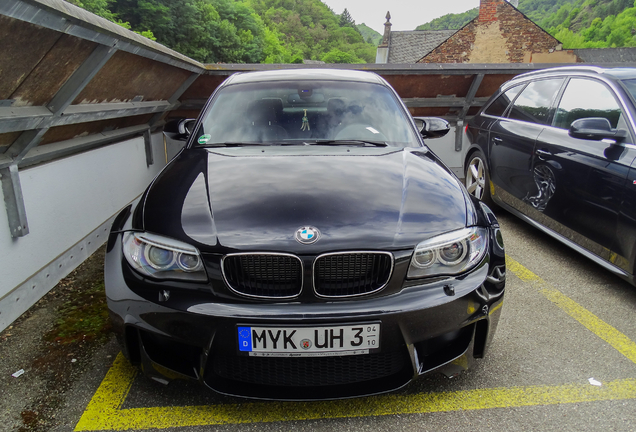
[2,209,636,431]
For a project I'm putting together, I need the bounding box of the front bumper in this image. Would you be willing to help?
[106,233,504,400]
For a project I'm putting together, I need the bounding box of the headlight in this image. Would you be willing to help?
[122,232,207,281]
[407,227,488,278]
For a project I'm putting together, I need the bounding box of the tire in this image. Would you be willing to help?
[465,150,494,206]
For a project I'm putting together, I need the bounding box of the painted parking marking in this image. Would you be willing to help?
[506,256,636,365]
[74,256,636,431]
[75,354,636,431]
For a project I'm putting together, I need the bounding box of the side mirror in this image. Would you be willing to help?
[413,117,451,139]
[164,118,196,141]
[569,117,627,142]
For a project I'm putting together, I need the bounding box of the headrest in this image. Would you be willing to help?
[327,98,345,116]
[247,99,283,126]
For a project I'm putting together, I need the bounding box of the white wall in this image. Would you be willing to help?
[0,133,182,331]
[424,125,469,179]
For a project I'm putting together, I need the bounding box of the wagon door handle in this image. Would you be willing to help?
[492,136,503,144]
[536,149,551,160]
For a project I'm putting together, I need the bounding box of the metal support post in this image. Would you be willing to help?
[144,128,154,167]
[0,164,29,237]
[455,73,484,152]
[455,120,464,152]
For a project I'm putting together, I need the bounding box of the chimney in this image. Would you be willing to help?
[375,12,391,63]
[380,11,392,47]
[479,0,504,22]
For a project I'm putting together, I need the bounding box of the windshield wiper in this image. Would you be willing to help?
[201,142,297,147]
[306,140,388,147]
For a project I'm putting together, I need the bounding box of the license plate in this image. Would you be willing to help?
[237,323,380,357]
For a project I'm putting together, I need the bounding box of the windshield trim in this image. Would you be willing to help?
[191,79,422,149]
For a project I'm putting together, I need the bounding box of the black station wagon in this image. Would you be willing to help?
[465,66,636,285]
[105,69,505,400]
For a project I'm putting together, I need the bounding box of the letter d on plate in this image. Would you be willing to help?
[238,327,252,351]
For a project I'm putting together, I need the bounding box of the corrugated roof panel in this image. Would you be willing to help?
[0,15,60,101]
[10,35,97,107]
[0,132,21,151]
[476,74,517,97]
[383,74,475,98]
[72,51,194,104]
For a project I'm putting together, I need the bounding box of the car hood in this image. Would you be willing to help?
[141,146,470,253]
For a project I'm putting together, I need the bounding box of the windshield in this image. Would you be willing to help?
[193,80,420,147]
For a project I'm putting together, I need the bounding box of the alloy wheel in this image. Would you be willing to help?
[466,156,487,200]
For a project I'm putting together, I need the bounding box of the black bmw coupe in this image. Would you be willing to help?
[105,69,505,400]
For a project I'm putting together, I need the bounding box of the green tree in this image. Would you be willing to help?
[339,8,359,32]
[251,0,374,61]
[416,8,478,30]
[66,0,117,20]
[67,0,377,63]
[357,23,382,45]
[109,0,276,63]
[322,48,362,63]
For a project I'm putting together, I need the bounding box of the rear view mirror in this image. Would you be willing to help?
[569,117,627,142]
[413,117,451,139]
[164,118,196,141]
[287,93,325,104]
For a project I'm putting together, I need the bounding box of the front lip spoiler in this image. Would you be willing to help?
[133,316,488,401]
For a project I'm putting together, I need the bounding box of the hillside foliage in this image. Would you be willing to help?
[66,0,376,63]
[415,0,636,49]
[536,0,636,48]
[357,23,383,45]
[415,8,478,30]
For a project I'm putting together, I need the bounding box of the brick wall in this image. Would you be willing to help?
[479,0,501,22]
[419,0,561,63]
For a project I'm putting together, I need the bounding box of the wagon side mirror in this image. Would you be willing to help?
[569,117,627,142]
[164,118,196,141]
[413,117,451,139]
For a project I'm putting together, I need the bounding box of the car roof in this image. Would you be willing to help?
[513,66,636,81]
[221,68,387,86]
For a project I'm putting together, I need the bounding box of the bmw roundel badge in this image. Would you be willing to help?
[295,226,321,244]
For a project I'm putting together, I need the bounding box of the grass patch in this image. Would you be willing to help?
[45,281,111,345]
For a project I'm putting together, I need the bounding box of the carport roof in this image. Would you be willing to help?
[574,48,636,63]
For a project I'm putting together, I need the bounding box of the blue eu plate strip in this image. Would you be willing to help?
[238,326,252,352]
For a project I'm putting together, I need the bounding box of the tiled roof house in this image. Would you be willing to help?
[377,0,579,64]
[376,12,456,63]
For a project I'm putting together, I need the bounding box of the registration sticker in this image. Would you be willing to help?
[237,324,380,357]
[197,134,211,144]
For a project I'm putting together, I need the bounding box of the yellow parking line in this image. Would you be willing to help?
[506,256,636,365]
[74,257,636,431]
[75,353,636,431]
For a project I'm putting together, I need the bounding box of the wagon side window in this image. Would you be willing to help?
[553,78,623,130]
[483,84,524,118]
[507,78,564,125]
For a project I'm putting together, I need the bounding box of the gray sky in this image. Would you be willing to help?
[320,0,479,33]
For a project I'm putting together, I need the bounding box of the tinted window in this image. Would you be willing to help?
[553,78,622,130]
[484,85,523,117]
[508,79,564,125]
[195,80,419,147]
